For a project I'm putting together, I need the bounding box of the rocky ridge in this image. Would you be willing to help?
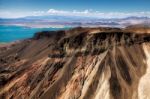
[0,27,150,99]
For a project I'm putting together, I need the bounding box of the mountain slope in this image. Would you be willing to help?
[0,27,150,99]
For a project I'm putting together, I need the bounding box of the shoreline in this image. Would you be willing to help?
[0,43,7,48]
[0,24,73,29]
[0,40,22,48]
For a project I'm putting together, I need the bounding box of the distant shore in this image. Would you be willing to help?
[0,40,21,48]
[0,24,73,29]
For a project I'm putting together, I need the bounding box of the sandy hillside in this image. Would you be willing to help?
[0,27,150,99]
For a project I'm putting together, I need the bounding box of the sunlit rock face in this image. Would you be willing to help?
[0,27,150,99]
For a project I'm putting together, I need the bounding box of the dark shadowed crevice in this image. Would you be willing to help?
[116,49,132,85]
[108,52,121,99]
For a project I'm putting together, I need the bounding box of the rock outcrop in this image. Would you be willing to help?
[0,27,150,99]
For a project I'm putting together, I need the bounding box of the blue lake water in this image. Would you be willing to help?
[0,25,69,43]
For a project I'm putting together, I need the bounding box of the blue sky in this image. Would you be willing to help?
[0,0,150,18]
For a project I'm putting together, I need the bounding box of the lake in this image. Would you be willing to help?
[0,25,69,43]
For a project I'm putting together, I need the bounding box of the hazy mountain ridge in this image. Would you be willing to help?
[0,16,150,28]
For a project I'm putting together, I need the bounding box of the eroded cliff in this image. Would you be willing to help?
[0,27,150,99]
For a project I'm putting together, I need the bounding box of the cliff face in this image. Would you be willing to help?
[0,27,150,99]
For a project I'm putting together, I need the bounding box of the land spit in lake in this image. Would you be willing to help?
[0,26,150,99]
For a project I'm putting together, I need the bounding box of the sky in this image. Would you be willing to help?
[0,0,150,18]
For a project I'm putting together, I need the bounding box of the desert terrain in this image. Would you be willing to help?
[0,27,150,99]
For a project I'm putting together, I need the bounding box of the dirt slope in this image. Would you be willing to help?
[0,27,150,99]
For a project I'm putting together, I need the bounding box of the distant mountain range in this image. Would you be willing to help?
[0,15,150,28]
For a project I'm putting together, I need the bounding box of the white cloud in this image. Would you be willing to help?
[47,9,68,14]
[46,9,91,16]
[0,9,150,18]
